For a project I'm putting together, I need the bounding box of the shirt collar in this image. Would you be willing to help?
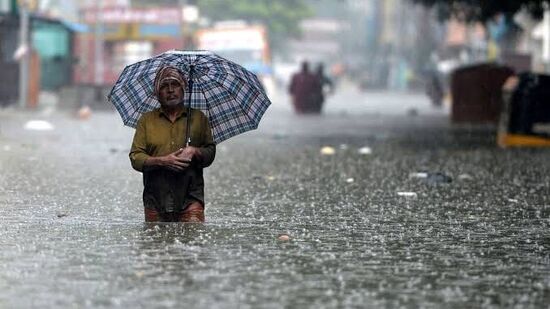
[158,106,188,120]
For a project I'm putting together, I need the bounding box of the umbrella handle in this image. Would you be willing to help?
[185,65,194,147]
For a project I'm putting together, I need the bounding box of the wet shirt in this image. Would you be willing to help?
[129,107,216,213]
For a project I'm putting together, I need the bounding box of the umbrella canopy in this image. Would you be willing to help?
[107,50,271,143]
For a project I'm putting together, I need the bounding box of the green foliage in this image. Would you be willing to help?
[412,0,549,22]
[197,0,313,50]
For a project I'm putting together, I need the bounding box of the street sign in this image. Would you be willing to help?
[83,7,182,25]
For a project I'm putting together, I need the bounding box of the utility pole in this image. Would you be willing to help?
[94,0,104,88]
[18,0,30,109]
[544,4,550,72]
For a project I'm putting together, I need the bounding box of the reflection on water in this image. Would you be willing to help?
[1,206,549,308]
[0,110,549,308]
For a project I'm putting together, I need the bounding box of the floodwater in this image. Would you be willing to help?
[1,90,549,308]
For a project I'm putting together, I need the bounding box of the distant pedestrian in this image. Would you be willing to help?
[129,66,216,223]
[288,61,321,114]
[314,63,334,113]
[425,70,443,107]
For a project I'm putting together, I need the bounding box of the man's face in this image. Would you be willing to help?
[158,79,184,107]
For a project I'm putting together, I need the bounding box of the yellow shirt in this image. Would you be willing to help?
[129,107,215,172]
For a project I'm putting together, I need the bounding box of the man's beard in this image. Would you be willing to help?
[162,97,183,108]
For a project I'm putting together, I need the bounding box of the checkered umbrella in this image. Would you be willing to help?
[107,50,271,144]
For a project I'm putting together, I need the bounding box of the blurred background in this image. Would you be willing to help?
[2,0,549,124]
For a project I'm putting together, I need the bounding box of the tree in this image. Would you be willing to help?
[411,0,549,22]
[197,0,313,51]
[411,0,550,52]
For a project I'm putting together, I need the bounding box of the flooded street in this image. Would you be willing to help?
[1,90,549,308]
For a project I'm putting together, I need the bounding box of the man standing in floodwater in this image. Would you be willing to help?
[129,66,216,223]
[289,61,322,114]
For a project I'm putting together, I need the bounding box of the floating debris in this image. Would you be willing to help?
[458,174,474,181]
[277,234,290,241]
[24,120,54,131]
[409,172,428,179]
[346,178,355,183]
[427,172,452,184]
[410,172,452,184]
[135,271,145,278]
[77,105,92,120]
[397,192,418,198]
[320,146,336,156]
[56,213,68,218]
[358,147,372,155]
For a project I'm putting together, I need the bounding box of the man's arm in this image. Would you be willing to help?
[197,114,216,167]
[197,143,216,167]
[129,116,150,172]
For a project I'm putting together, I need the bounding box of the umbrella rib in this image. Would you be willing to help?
[204,77,266,126]
[205,64,263,90]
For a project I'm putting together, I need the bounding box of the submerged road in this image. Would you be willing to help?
[0,88,549,308]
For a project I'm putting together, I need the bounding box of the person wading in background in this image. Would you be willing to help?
[289,61,322,114]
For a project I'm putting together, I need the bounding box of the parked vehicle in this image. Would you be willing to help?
[195,21,274,95]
